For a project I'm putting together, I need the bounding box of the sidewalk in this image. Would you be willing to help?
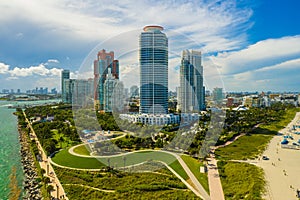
[24,111,68,200]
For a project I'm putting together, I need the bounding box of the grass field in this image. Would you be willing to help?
[214,134,272,160]
[73,144,91,156]
[181,155,209,193]
[51,149,105,169]
[169,160,188,180]
[258,107,300,132]
[53,166,199,200]
[218,161,265,200]
[52,148,190,182]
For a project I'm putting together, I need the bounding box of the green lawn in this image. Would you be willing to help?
[218,161,265,200]
[259,107,300,132]
[73,144,91,156]
[169,160,188,180]
[215,134,272,160]
[52,148,198,190]
[51,149,105,169]
[52,149,189,180]
[53,166,199,200]
[181,155,209,193]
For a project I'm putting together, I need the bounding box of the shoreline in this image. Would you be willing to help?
[256,112,300,200]
[18,124,42,200]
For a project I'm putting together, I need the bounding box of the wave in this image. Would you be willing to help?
[0,104,14,107]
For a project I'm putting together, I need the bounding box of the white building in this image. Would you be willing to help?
[178,50,204,112]
[120,113,180,125]
[120,113,200,126]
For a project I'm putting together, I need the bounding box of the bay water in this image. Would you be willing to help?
[0,99,60,199]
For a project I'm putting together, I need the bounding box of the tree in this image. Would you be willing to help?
[44,139,56,156]
[58,136,65,149]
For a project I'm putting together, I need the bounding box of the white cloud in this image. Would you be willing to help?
[210,35,300,75]
[6,76,18,80]
[1,1,298,92]
[9,64,62,77]
[219,58,300,91]
[0,63,9,74]
[47,59,60,64]
[0,0,253,53]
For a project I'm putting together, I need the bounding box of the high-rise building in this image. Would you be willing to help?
[61,70,70,103]
[73,79,92,107]
[178,50,204,112]
[104,68,124,112]
[139,25,168,114]
[130,85,139,97]
[212,87,223,103]
[94,49,119,110]
[63,79,74,104]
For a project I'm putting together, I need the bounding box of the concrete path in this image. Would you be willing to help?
[24,111,68,200]
[207,156,225,200]
[206,132,248,200]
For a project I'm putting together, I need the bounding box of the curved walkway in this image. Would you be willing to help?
[55,145,210,199]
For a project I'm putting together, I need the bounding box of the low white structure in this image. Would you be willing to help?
[120,113,200,125]
[120,113,180,125]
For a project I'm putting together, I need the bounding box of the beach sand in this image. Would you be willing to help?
[256,112,300,200]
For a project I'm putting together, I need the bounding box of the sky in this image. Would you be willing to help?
[0,0,300,92]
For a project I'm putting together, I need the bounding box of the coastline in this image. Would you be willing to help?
[256,112,300,200]
[17,124,42,199]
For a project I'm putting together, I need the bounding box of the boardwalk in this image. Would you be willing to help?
[23,111,69,200]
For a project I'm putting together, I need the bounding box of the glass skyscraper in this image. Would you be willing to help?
[139,25,168,114]
[61,69,70,103]
[178,50,204,112]
[94,49,119,110]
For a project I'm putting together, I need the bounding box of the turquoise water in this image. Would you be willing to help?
[0,99,60,199]
[0,101,23,199]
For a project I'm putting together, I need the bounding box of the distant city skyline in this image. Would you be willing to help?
[0,1,300,92]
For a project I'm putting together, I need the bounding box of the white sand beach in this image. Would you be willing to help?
[256,112,300,200]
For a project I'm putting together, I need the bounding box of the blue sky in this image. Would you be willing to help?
[0,0,299,92]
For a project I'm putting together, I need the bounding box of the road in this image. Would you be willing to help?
[23,111,68,200]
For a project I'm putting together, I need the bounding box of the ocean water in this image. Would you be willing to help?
[0,101,23,199]
[0,99,60,199]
